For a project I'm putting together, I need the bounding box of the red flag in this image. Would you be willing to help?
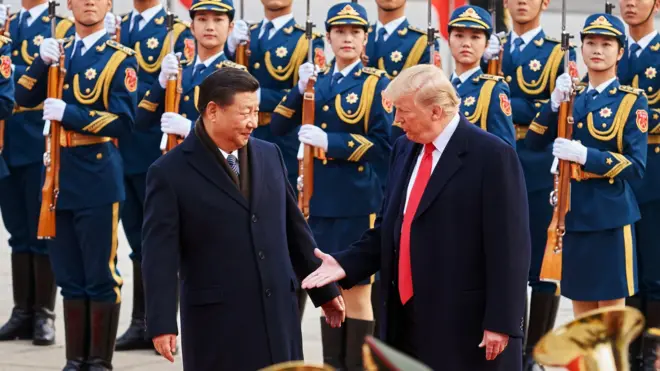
[180,0,192,8]
[433,0,467,40]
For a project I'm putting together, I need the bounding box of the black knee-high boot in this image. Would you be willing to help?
[628,295,645,371]
[62,299,88,371]
[0,253,34,341]
[32,254,56,345]
[321,317,345,369]
[87,302,120,371]
[115,263,152,350]
[344,318,375,371]
[523,292,560,371]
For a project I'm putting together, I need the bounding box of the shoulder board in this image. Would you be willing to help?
[250,23,259,31]
[362,67,385,77]
[619,85,644,95]
[544,36,561,43]
[174,18,191,28]
[106,40,136,56]
[407,25,425,34]
[294,24,321,38]
[218,60,247,70]
[479,74,504,82]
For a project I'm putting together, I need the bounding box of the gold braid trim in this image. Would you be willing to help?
[587,92,636,152]
[194,86,200,111]
[335,75,379,132]
[516,44,564,95]
[274,104,295,118]
[17,75,36,90]
[55,19,74,40]
[632,74,660,105]
[403,35,428,70]
[20,40,35,66]
[603,152,632,178]
[13,103,43,114]
[465,80,497,131]
[135,23,187,74]
[347,134,374,162]
[529,121,548,135]
[82,111,119,134]
[138,100,158,112]
[73,51,128,110]
[264,34,308,84]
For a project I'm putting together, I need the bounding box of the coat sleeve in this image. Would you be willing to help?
[271,87,304,136]
[15,55,49,107]
[487,81,516,148]
[142,163,181,339]
[136,80,166,131]
[0,42,15,119]
[481,143,530,338]
[524,102,558,151]
[276,144,341,306]
[60,55,137,138]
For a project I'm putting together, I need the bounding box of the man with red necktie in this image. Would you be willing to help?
[302,64,531,371]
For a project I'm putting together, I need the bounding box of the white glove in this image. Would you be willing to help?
[227,20,250,54]
[553,137,587,165]
[161,112,192,137]
[550,157,559,175]
[482,34,501,61]
[158,53,181,88]
[297,142,304,160]
[104,12,117,35]
[40,38,60,65]
[298,62,316,94]
[0,6,8,28]
[551,73,573,112]
[298,124,328,152]
[43,98,66,122]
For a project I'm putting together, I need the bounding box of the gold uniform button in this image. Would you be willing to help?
[96,153,103,160]
[254,62,260,69]
[148,56,154,62]
[602,123,607,128]
[506,76,512,82]
[577,122,583,129]
[321,123,327,129]
[322,159,328,165]
[358,166,364,172]
[85,88,91,94]
[33,53,38,58]
[184,96,190,101]
[656,147,660,154]
[182,113,187,118]
[650,87,654,93]
[609,178,615,184]
[393,70,398,76]
[323,105,329,112]
[63,84,70,90]
[12,50,17,56]
[347,110,352,114]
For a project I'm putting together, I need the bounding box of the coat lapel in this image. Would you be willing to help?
[587,80,620,114]
[182,133,250,210]
[379,20,409,60]
[324,63,364,103]
[413,120,468,220]
[136,9,167,40]
[247,140,265,210]
[70,34,108,76]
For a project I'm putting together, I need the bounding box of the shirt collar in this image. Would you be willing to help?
[218,148,238,159]
[452,66,482,83]
[132,4,163,26]
[587,77,617,94]
[430,113,460,153]
[20,3,49,25]
[333,59,362,77]
[629,30,658,52]
[376,16,407,39]
[195,50,225,68]
[74,29,108,54]
[263,13,294,34]
[510,26,543,47]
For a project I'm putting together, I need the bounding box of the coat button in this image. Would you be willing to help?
[265,289,272,297]
[391,280,395,287]
[252,214,258,223]
[258,251,265,260]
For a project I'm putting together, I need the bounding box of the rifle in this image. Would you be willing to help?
[160,10,183,154]
[235,0,249,67]
[487,0,503,76]
[297,0,322,219]
[605,1,616,14]
[428,0,441,68]
[37,0,66,239]
[539,0,576,286]
[0,0,9,155]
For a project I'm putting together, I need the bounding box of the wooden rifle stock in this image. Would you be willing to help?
[162,62,182,154]
[487,47,504,76]
[37,47,66,239]
[297,75,316,219]
[0,5,11,155]
[236,42,249,67]
[539,92,575,284]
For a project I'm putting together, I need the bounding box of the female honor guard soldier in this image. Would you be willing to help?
[13,0,139,368]
[447,5,515,147]
[526,13,648,316]
[271,2,393,369]
[0,1,73,347]
[136,0,246,138]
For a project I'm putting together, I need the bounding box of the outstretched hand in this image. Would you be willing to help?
[301,249,346,289]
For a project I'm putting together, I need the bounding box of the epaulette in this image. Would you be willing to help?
[120,13,130,23]
[106,40,136,56]
[619,85,644,95]
[407,25,425,34]
[362,67,385,77]
[174,18,191,28]
[544,36,561,43]
[294,24,321,38]
[479,74,504,82]
[250,23,259,31]
[217,60,247,70]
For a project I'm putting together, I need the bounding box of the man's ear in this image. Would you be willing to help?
[431,105,444,121]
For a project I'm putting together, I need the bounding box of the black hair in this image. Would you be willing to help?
[197,68,260,112]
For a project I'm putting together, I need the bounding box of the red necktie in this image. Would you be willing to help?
[399,143,435,304]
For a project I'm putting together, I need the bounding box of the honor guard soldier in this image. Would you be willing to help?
[101,0,194,352]
[14,0,138,367]
[447,5,515,147]
[271,3,392,369]
[496,1,576,367]
[526,10,647,326]
[0,0,72,347]
[366,0,440,142]
[225,0,325,319]
[136,0,246,139]
[616,1,660,369]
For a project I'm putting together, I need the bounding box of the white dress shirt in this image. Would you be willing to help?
[375,16,407,42]
[404,113,461,211]
[587,76,618,94]
[509,26,543,53]
[259,13,294,40]
[451,66,482,85]
[628,30,658,57]
[194,50,225,69]
[219,148,239,160]
[72,29,108,57]
[331,58,362,85]
[19,3,49,27]
[130,4,164,32]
